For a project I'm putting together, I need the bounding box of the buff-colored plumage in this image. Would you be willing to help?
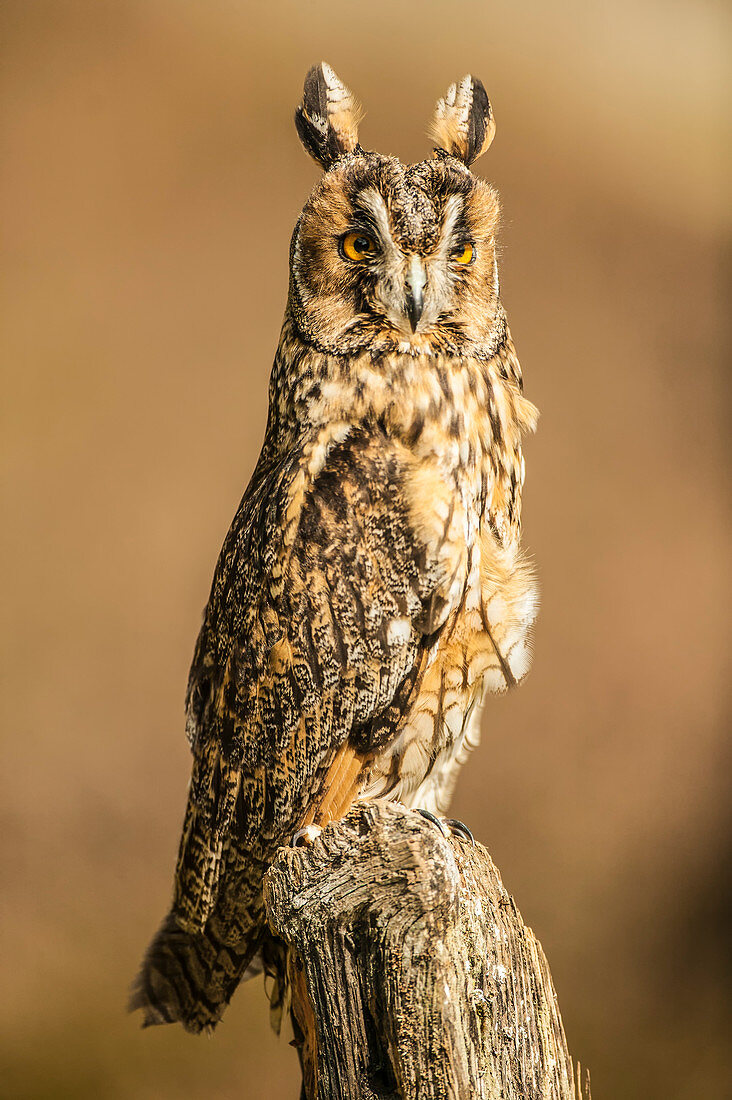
[131,63,539,1034]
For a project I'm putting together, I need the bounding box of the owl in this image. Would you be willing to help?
[131,63,539,1034]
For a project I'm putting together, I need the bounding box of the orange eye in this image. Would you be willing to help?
[341,231,378,262]
[453,243,474,265]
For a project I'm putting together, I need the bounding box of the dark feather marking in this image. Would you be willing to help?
[479,602,517,688]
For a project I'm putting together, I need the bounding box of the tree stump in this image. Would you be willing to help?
[263,800,588,1100]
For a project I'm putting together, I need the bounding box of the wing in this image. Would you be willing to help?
[177,422,466,930]
[132,422,467,1032]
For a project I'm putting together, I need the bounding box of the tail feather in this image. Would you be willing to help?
[129,911,263,1034]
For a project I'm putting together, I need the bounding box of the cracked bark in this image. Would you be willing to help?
[263,800,588,1100]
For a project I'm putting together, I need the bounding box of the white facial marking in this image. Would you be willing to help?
[357,188,393,246]
[407,255,427,301]
[437,195,464,260]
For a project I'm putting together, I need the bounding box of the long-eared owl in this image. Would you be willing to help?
[132,63,539,1034]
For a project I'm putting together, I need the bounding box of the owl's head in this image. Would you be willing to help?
[290,63,503,359]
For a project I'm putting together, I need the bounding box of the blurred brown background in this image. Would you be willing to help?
[2,1,729,1097]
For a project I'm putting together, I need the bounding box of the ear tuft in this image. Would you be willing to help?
[295,62,363,169]
[429,76,495,167]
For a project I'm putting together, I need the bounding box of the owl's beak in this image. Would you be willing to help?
[405,256,427,332]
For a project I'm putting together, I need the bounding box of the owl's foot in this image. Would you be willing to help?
[414,808,448,837]
[443,818,475,846]
[414,809,475,846]
[290,824,322,848]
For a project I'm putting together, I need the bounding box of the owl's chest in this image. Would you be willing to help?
[363,524,537,809]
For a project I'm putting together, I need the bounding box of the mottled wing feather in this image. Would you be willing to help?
[132,423,463,1032]
[176,424,459,935]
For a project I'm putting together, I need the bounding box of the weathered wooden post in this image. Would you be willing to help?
[263,801,588,1100]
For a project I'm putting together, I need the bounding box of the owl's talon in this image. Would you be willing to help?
[443,818,475,845]
[415,808,448,837]
[290,825,322,848]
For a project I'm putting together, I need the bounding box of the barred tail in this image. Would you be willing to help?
[129,910,264,1034]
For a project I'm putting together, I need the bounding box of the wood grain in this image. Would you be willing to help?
[264,801,588,1100]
